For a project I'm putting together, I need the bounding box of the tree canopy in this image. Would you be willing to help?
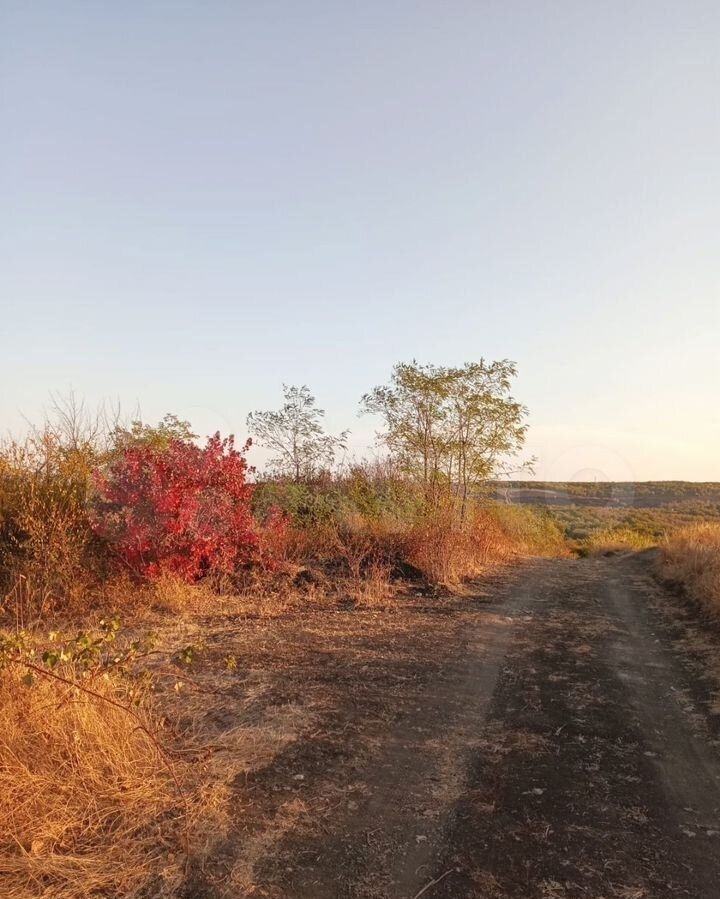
[362,360,531,514]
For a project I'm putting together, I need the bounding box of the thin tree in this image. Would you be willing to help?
[444,361,530,518]
[247,385,348,482]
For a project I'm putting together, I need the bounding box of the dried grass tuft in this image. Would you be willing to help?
[0,662,186,899]
[660,523,720,617]
[581,527,657,556]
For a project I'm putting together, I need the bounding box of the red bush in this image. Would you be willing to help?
[93,434,259,581]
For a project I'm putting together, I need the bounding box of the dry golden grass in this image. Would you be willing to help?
[0,432,99,623]
[404,515,489,585]
[0,662,186,899]
[489,505,568,557]
[403,505,566,586]
[661,523,720,617]
[581,527,657,556]
[345,560,394,606]
[2,572,228,629]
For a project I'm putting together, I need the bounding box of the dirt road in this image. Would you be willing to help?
[179,552,720,898]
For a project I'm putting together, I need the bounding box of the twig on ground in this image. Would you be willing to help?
[412,868,457,898]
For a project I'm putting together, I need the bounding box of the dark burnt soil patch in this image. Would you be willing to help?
[645,565,720,741]
[431,556,720,899]
[160,568,526,898]
[155,556,720,898]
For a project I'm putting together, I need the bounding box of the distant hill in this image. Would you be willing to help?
[489,481,720,509]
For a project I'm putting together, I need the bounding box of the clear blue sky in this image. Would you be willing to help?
[2,2,719,480]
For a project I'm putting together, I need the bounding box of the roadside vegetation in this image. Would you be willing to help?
[0,633,186,899]
[660,524,720,617]
[576,526,658,556]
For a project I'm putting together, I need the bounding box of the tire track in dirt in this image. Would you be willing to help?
[275,572,540,899]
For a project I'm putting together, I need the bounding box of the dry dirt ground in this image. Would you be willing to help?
[155,552,720,899]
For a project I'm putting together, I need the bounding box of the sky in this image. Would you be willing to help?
[1,1,719,480]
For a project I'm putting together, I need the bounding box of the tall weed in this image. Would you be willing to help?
[660,524,720,616]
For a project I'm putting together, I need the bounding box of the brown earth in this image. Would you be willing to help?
[160,551,720,898]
